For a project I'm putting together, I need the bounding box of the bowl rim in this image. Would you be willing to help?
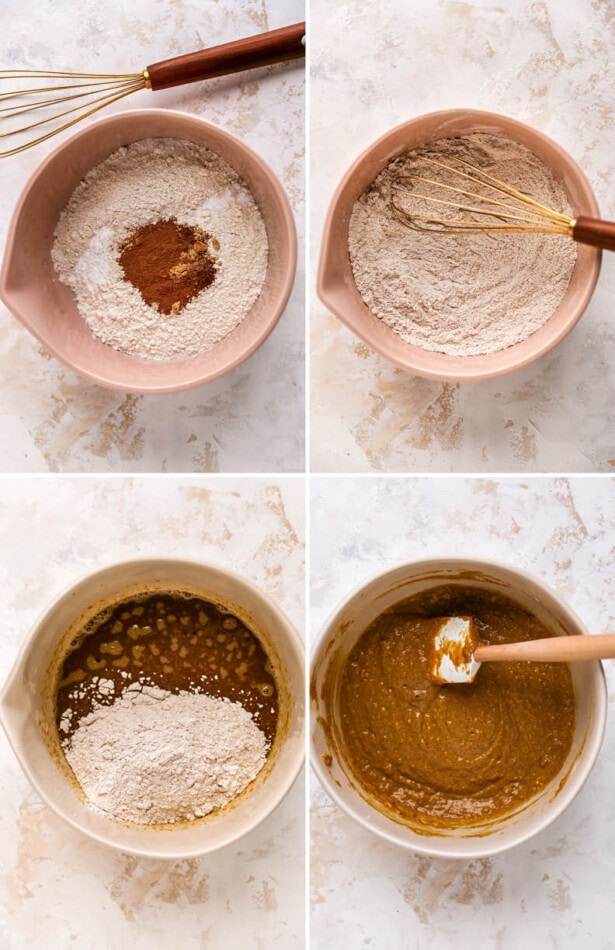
[0,555,306,859]
[310,555,608,859]
[0,108,297,395]
[317,108,602,382]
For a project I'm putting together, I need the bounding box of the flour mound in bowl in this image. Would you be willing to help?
[62,683,269,825]
[348,132,578,356]
[52,138,268,360]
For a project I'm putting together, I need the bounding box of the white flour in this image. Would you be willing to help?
[52,138,268,360]
[62,682,269,824]
[348,133,577,356]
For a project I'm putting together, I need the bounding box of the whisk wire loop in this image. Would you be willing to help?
[394,156,575,237]
[0,80,144,157]
[452,157,571,223]
[0,69,143,80]
[400,176,559,227]
[0,69,146,157]
[0,81,145,119]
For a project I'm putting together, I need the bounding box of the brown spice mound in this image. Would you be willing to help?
[119,217,218,315]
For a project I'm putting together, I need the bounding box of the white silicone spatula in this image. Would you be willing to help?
[429,616,615,685]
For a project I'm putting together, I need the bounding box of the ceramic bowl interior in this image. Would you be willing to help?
[0,558,304,858]
[310,558,606,858]
[0,109,296,394]
[317,109,601,381]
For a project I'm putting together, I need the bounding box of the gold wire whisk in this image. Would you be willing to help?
[392,158,575,237]
[0,23,306,158]
[0,70,146,158]
[392,156,615,250]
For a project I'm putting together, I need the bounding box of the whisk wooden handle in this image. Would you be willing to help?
[146,23,305,91]
[572,216,615,252]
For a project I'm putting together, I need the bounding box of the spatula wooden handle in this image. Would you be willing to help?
[475,634,615,663]
[572,216,615,252]
[146,23,306,91]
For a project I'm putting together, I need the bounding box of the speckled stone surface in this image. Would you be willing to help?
[0,0,304,473]
[310,0,615,472]
[0,476,305,947]
[310,476,615,948]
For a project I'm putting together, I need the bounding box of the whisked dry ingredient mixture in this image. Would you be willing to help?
[52,138,268,360]
[348,133,577,355]
[56,591,278,824]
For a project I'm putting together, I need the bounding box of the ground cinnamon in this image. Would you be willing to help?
[119,217,218,315]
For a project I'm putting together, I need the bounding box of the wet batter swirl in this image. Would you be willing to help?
[338,586,575,830]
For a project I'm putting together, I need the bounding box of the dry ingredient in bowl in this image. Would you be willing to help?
[55,591,278,825]
[52,138,268,360]
[118,218,218,315]
[63,684,267,824]
[348,132,578,356]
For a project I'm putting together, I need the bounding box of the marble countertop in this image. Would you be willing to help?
[310,475,615,948]
[0,476,305,948]
[310,0,615,472]
[0,0,305,473]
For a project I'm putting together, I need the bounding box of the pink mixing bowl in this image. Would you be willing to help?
[0,109,297,394]
[317,109,601,381]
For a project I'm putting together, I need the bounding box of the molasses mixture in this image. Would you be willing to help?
[56,591,278,746]
[338,586,576,830]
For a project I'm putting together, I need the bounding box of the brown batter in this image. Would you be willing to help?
[338,585,575,830]
[56,591,278,746]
